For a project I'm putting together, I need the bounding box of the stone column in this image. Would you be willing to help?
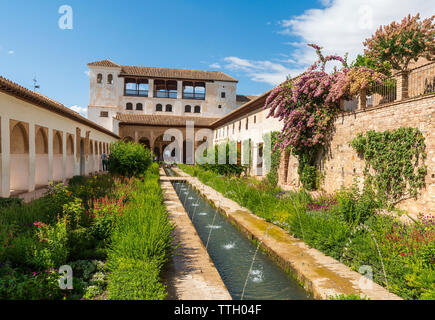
[177,80,183,99]
[47,128,53,182]
[148,79,154,98]
[358,88,367,110]
[28,122,35,192]
[62,132,67,182]
[396,71,409,101]
[1,116,10,197]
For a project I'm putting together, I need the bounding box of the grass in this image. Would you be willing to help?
[106,170,174,300]
[178,164,435,300]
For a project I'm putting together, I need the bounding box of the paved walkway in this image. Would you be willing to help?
[160,169,231,300]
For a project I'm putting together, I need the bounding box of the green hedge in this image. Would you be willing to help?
[108,141,153,177]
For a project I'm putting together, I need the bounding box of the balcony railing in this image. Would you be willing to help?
[154,90,177,99]
[408,63,435,98]
[125,89,148,97]
[182,92,206,100]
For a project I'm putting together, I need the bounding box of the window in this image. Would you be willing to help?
[126,103,133,110]
[221,92,226,98]
[194,106,201,113]
[136,103,143,111]
[166,104,173,112]
[107,74,113,84]
[156,104,163,112]
[254,115,257,124]
[100,111,109,118]
[185,105,191,113]
[218,105,222,109]
[232,123,235,134]
[238,121,241,132]
[246,118,249,130]
[97,74,103,84]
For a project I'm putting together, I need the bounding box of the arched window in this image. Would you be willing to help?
[166,104,173,112]
[107,74,113,84]
[136,103,143,111]
[126,102,133,110]
[156,104,163,112]
[184,105,191,113]
[194,105,201,113]
[97,73,103,84]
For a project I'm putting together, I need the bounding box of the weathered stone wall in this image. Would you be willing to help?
[278,94,435,217]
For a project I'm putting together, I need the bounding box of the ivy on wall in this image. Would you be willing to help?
[350,127,427,205]
[264,131,281,186]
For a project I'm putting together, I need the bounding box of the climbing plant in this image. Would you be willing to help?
[351,127,427,205]
[265,131,281,186]
[265,44,384,190]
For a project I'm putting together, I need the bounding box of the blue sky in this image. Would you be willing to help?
[0,0,432,116]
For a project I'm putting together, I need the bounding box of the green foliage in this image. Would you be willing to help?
[265,131,281,186]
[0,197,23,208]
[352,54,392,76]
[351,127,427,205]
[68,175,87,187]
[108,141,153,177]
[200,141,245,176]
[106,171,173,300]
[107,259,166,300]
[178,165,435,300]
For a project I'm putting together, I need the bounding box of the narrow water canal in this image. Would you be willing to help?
[167,169,310,300]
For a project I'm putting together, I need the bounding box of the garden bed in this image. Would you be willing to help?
[177,164,434,300]
[0,163,173,300]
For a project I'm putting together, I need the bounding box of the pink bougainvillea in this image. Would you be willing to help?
[265,44,384,153]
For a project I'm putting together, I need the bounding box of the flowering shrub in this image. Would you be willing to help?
[265,44,384,189]
[363,14,435,73]
[383,215,435,266]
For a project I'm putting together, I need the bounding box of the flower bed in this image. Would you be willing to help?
[0,163,173,300]
[178,164,434,300]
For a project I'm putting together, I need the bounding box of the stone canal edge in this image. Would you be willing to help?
[159,168,232,300]
[170,167,402,300]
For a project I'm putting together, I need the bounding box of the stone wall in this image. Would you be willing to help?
[278,94,435,217]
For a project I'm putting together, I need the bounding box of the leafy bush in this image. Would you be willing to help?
[108,141,153,177]
[200,142,245,176]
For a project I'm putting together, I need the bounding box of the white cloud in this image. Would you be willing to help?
[8,50,14,55]
[70,105,87,117]
[222,56,304,85]
[279,0,435,65]
[84,70,90,77]
[209,63,221,69]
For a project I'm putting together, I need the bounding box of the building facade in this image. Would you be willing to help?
[87,60,245,133]
[0,76,118,200]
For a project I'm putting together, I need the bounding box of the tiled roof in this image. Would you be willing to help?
[0,75,119,138]
[210,90,271,128]
[115,113,220,127]
[88,60,237,82]
[87,59,121,68]
[236,94,258,103]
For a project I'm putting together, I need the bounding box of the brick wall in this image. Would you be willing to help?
[278,94,435,217]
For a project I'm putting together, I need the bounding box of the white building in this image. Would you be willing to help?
[87,60,253,133]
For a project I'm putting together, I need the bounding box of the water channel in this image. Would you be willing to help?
[166,167,310,300]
